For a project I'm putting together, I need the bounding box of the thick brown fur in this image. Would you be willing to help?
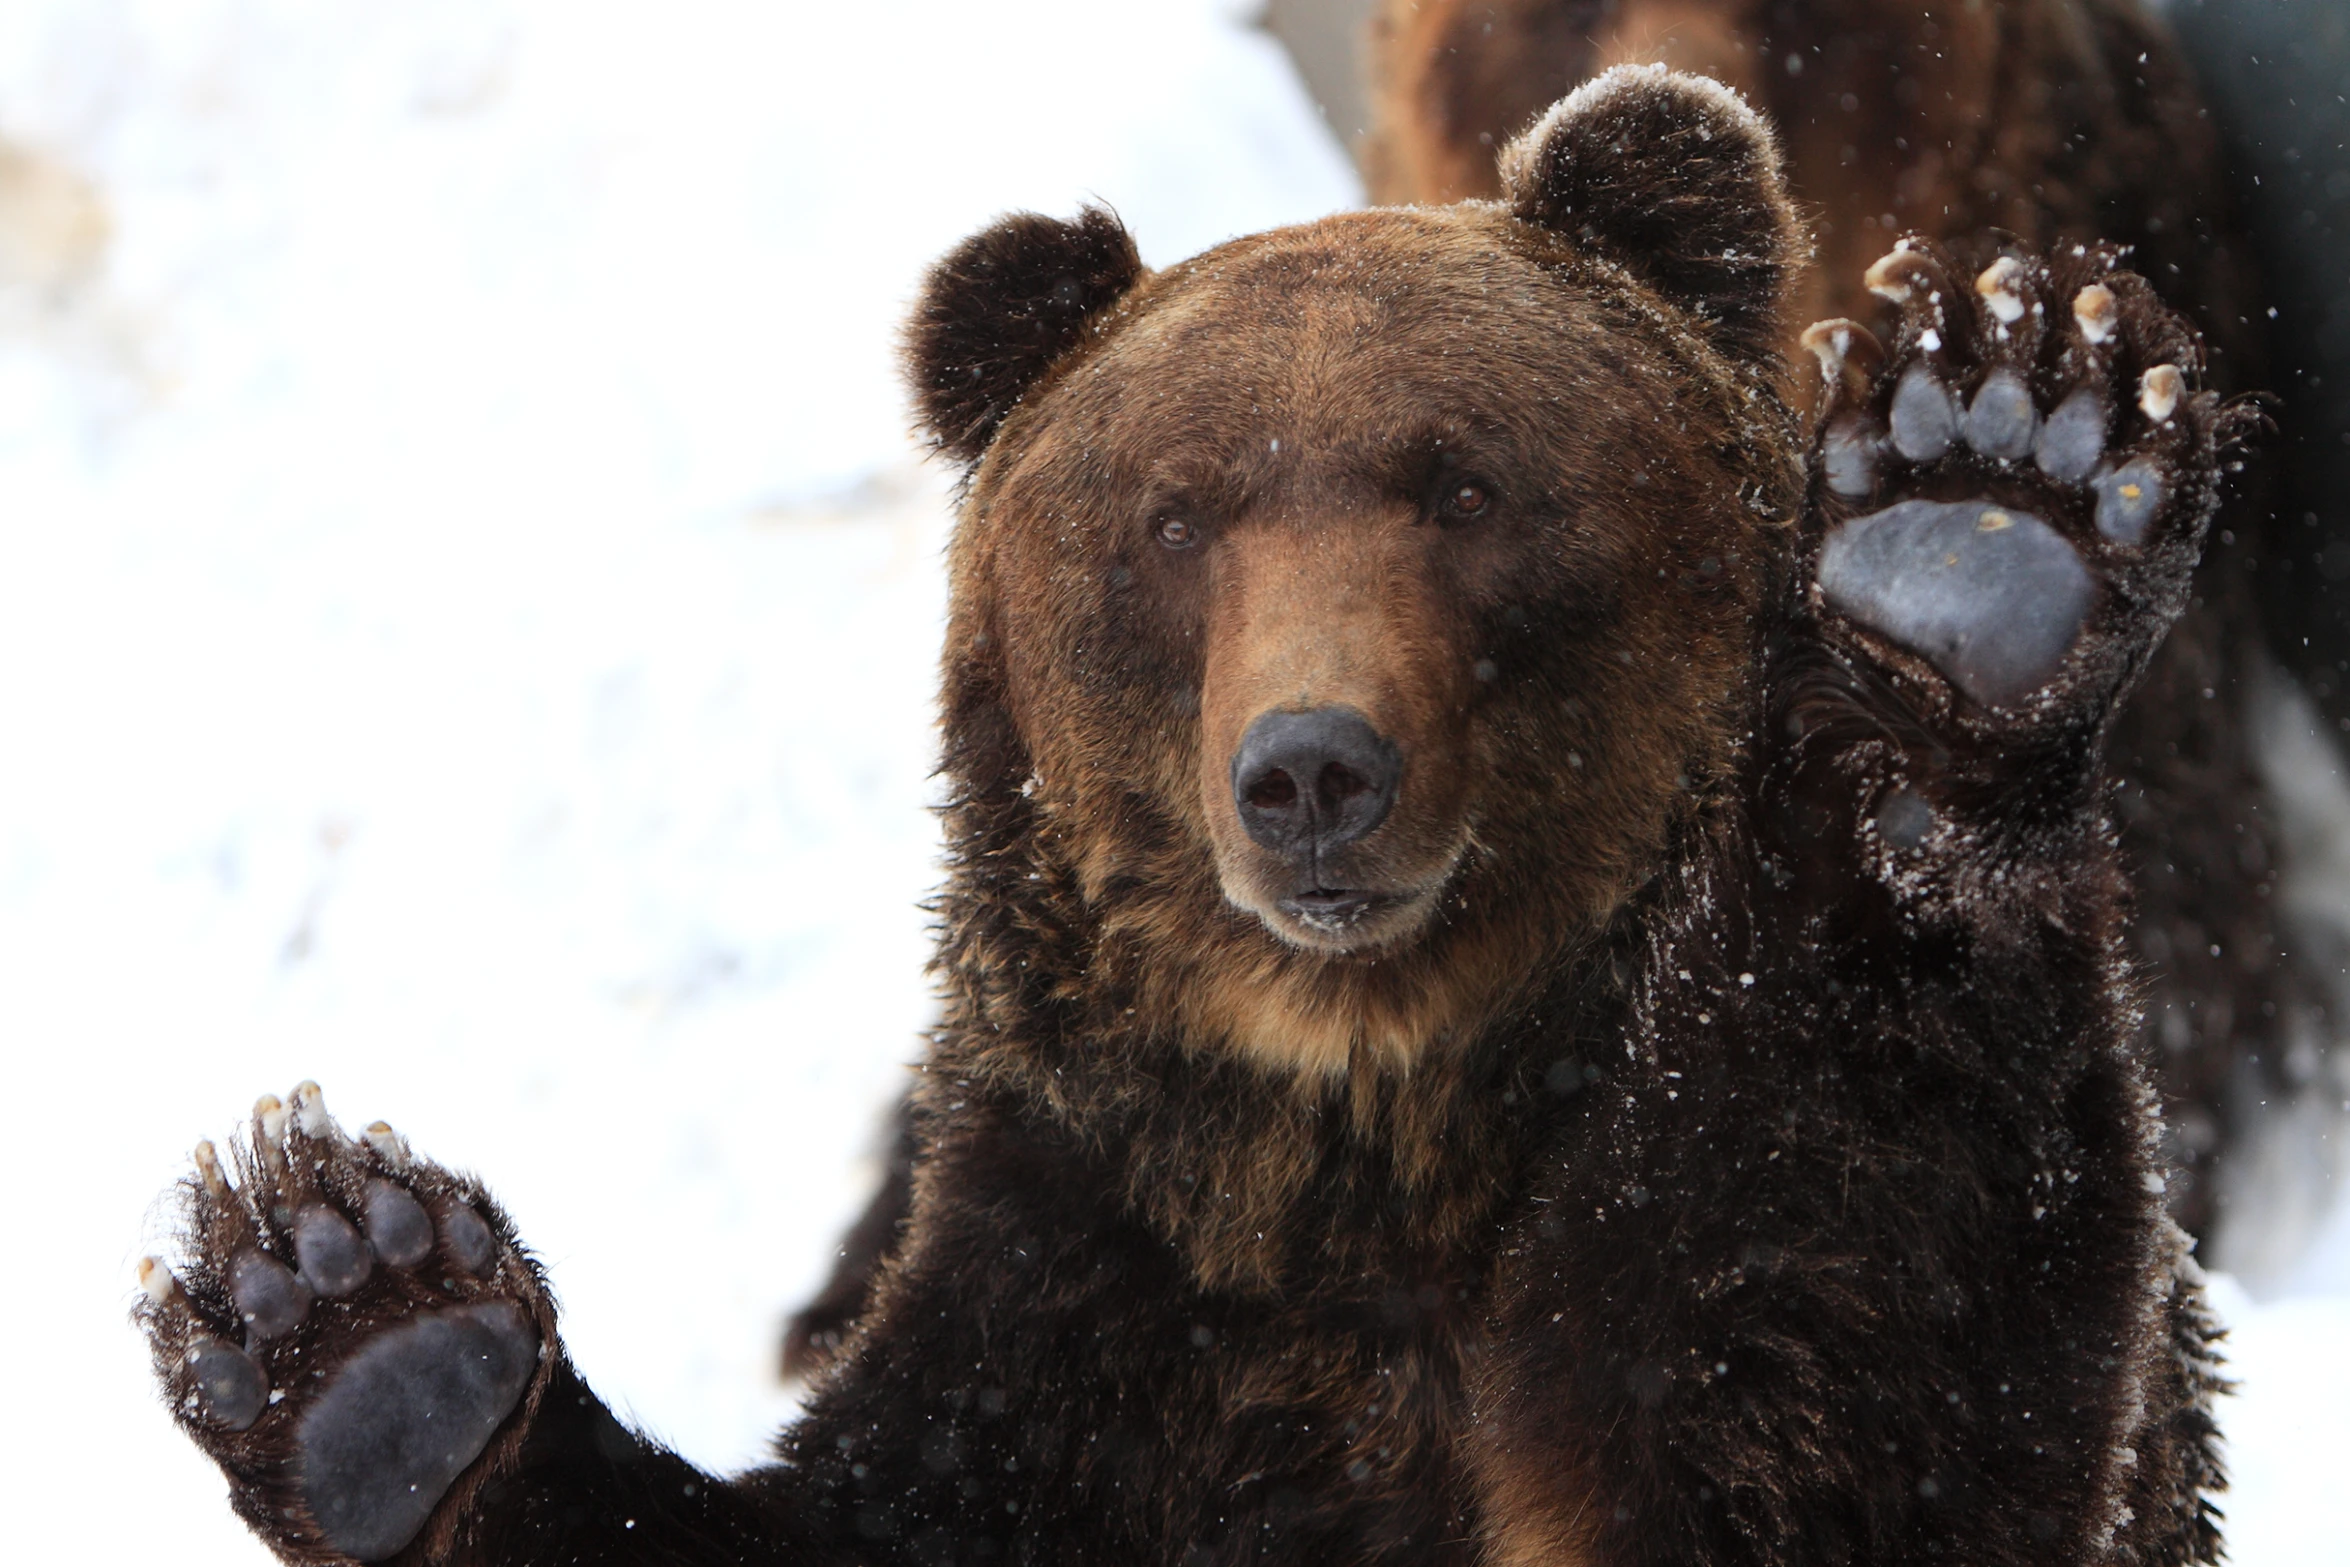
[146,69,2232,1567]
[1359,0,2297,1251]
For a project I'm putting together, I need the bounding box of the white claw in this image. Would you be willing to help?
[1976,258,2027,325]
[2139,365,2183,424]
[363,1121,411,1169]
[1864,248,1916,304]
[193,1139,231,1198]
[254,1094,288,1173]
[1799,319,1880,393]
[291,1080,334,1139]
[2073,284,2118,345]
[1806,323,1850,380]
[138,1256,178,1304]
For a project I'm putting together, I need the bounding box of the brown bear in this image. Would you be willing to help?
[1351,0,2328,1248]
[141,68,2234,1567]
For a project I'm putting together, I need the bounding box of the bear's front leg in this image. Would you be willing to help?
[137,1085,792,1566]
[1472,241,2234,1567]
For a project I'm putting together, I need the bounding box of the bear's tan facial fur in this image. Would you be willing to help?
[952,203,1792,1074]
[1194,501,1476,954]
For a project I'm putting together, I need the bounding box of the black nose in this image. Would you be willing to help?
[1230,706,1402,864]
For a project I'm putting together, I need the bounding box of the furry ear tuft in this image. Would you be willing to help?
[905,206,1145,466]
[1500,66,1801,361]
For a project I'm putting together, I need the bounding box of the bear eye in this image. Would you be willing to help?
[1156,516,1199,550]
[1438,479,1493,521]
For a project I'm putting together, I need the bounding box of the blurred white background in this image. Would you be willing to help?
[0,2,2335,1559]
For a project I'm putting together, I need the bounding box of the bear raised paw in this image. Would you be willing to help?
[1804,241,2222,731]
[136,1085,553,1564]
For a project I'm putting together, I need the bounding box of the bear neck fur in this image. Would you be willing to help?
[922,699,1715,1293]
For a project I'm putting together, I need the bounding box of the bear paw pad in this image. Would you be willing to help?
[1817,498,2094,708]
[299,1302,538,1560]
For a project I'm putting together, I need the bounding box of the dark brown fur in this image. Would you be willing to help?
[147,69,2230,1567]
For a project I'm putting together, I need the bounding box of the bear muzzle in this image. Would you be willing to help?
[1217,702,1464,948]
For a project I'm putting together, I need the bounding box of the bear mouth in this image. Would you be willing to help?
[1279,888,1392,933]
[1263,882,1448,953]
[1239,838,1471,955]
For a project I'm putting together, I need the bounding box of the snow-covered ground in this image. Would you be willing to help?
[0,3,2337,1558]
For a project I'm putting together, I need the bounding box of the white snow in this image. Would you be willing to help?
[0,4,2338,1562]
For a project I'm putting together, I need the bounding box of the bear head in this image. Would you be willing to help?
[909,68,1805,1076]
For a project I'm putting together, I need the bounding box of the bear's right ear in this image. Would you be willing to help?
[1499,66,1800,362]
[904,206,1145,466]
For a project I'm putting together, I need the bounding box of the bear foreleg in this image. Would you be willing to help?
[1468,240,2233,1567]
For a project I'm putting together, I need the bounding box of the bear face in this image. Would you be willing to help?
[911,71,1805,1073]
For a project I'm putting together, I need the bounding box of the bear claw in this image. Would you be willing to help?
[1974,257,2029,327]
[1863,243,1949,309]
[1801,316,1885,399]
[291,1079,335,1139]
[2073,284,2118,344]
[138,1255,177,1304]
[193,1137,230,1198]
[362,1120,411,1169]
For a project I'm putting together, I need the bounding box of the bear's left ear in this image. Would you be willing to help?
[904,205,1146,466]
[1499,66,1801,362]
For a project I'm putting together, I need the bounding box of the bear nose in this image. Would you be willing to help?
[1230,706,1402,865]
